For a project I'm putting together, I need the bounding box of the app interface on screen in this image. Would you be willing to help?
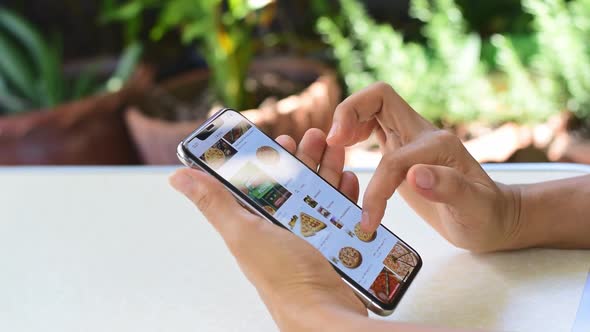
[187,111,419,304]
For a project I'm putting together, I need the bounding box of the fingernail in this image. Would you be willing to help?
[415,167,435,190]
[327,122,339,140]
[170,172,195,195]
[360,211,371,232]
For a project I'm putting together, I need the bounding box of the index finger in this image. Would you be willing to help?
[327,82,430,147]
[360,133,454,233]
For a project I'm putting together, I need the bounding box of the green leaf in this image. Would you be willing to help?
[0,30,37,102]
[70,68,99,100]
[100,1,146,23]
[42,34,65,107]
[0,75,30,113]
[181,21,210,44]
[454,34,481,78]
[0,8,68,108]
[0,8,51,97]
[104,42,142,92]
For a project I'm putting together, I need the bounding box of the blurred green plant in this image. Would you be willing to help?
[103,0,274,110]
[318,0,590,125]
[522,0,590,119]
[0,7,142,115]
[317,0,499,125]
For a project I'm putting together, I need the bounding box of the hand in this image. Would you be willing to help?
[169,129,367,331]
[327,82,522,253]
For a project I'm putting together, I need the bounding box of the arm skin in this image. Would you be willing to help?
[513,175,590,250]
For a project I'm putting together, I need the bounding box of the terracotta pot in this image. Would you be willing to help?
[547,132,590,164]
[125,69,211,165]
[126,57,340,165]
[462,123,534,163]
[0,65,152,165]
[125,108,204,165]
[545,114,590,164]
[344,123,537,168]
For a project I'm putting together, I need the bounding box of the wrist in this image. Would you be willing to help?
[268,298,366,332]
[499,183,526,250]
[501,183,550,250]
[263,288,367,332]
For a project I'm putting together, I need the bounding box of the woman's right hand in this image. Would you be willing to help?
[327,82,524,253]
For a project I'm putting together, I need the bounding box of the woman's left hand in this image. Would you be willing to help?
[169,129,367,331]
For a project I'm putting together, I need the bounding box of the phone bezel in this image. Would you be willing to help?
[179,108,422,315]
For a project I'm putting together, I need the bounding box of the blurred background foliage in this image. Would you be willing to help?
[0,5,141,114]
[3,0,590,126]
[101,0,276,110]
[318,0,590,126]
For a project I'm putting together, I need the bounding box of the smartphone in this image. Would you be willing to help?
[177,108,422,316]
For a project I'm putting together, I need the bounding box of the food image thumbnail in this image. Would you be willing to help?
[231,162,292,214]
[288,215,298,229]
[354,222,376,242]
[223,120,251,144]
[383,242,418,280]
[200,139,237,169]
[317,206,331,218]
[303,195,318,208]
[338,247,363,269]
[369,268,401,303]
[329,217,343,229]
[300,212,327,237]
[256,146,280,164]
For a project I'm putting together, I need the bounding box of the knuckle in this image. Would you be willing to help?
[447,172,467,196]
[192,185,224,213]
[373,81,395,95]
[433,130,461,147]
[332,103,349,121]
[194,190,215,212]
[306,127,327,140]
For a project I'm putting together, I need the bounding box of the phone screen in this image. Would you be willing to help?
[184,109,420,309]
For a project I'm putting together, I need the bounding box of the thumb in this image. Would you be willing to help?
[407,164,480,207]
[169,168,262,244]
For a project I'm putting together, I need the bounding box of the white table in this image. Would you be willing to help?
[1,164,589,332]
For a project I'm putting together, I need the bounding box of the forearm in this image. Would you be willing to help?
[512,175,590,249]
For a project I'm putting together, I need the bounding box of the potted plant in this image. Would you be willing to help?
[317,0,590,166]
[104,0,340,164]
[0,8,150,165]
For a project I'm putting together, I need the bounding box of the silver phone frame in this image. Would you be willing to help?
[175,109,410,316]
